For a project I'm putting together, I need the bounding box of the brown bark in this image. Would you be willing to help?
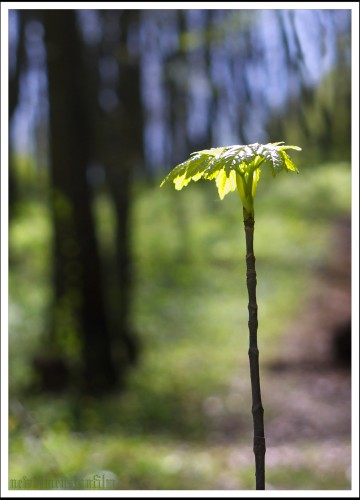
[43,10,117,394]
[95,9,142,366]
[243,209,266,490]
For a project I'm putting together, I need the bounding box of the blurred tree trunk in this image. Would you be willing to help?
[111,11,142,365]
[95,9,142,367]
[167,10,189,164]
[9,10,26,218]
[43,10,117,394]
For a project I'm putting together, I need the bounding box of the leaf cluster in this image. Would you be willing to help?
[160,142,301,216]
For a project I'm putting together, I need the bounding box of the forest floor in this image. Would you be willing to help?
[9,165,353,491]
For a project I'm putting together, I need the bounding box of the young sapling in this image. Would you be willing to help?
[160,142,301,490]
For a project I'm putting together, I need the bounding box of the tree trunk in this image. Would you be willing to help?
[243,209,266,490]
[95,9,142,368]
[43,10,117,394]
[9,10,26,218]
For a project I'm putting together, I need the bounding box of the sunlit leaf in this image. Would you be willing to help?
[252,168,261,198]
[282,151,299,172]
[160,142,301,215]
[235,172,247,209]
[174,173,192,190]
[215,169,237,200]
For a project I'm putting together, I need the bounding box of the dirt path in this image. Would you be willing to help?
[208,216,352,488]
[265,216,351,443]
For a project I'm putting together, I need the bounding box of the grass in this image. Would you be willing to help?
[9,429,351,490]
[8,161,352,490]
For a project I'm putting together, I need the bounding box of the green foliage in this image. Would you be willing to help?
[9,162,351,490]
[160,142,301,217]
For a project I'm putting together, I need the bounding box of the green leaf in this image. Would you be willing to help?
[215,169,237,200]
[235,172,247,207]
[276,144,302,152]
[184,154,213,180]
[282,151,299,173]
[160,160,188,187]
[252,168,261,198]
[173,172,192,190]
[160,142,301,211]
[261,147,285,177]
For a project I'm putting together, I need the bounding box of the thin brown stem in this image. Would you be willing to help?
[243,208,266,490]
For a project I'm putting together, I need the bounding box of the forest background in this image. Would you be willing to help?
[2,4,358,493]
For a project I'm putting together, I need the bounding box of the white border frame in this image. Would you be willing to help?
[1,2,359,498]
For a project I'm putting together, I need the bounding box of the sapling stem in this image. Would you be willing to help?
[243,208,265,490]
[160,142,301,491]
